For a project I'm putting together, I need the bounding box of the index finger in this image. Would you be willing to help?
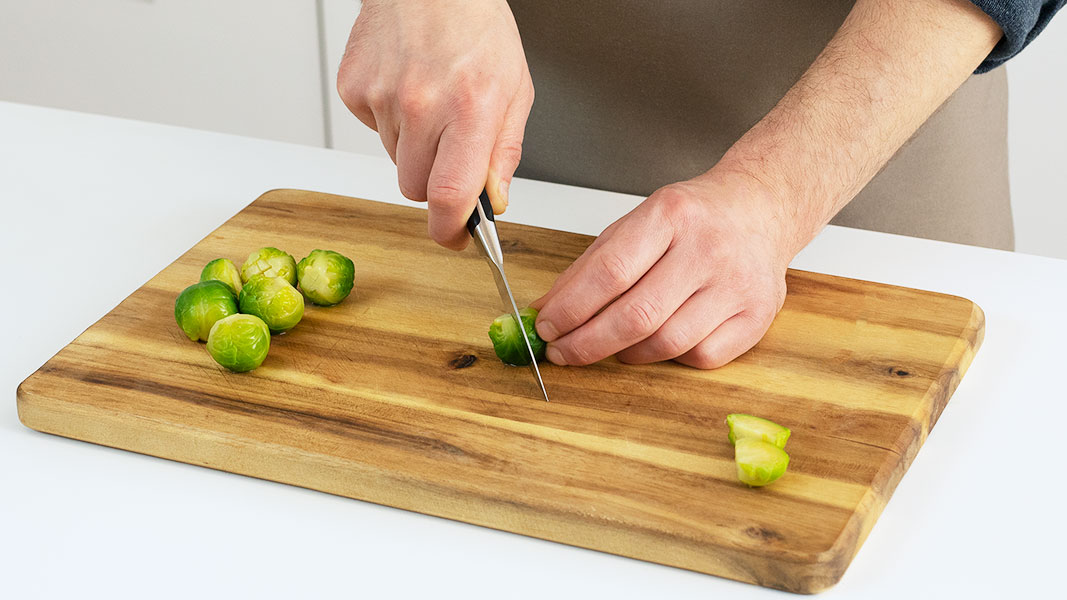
[535,219,672,342]
[425,118,499,251]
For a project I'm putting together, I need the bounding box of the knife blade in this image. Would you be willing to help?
[466,190,550,402]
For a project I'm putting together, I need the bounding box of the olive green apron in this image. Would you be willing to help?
[509,0,1013,250]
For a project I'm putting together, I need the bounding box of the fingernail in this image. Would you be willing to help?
[537,319,559,342]
[486,168,508,215]
[546,345,566,366]
[497,178,510,213]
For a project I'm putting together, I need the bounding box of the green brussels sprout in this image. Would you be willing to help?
[174,280,239,342]
[734,438,790,487]
[296,249,355,306]
[207,314,271,372]
[240,247,297,285]
[488,307,546,366]
[200,258,243,295]
[239,274,304,334]
[726,414,791,449]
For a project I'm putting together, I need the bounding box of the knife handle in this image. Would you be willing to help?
[465,189,495,237]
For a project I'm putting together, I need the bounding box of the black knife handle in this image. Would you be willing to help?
[465,189,495,237]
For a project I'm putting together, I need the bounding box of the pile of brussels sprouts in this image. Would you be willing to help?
[175,247,355,372]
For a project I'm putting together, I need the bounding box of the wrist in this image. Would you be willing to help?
[692,161,809,270]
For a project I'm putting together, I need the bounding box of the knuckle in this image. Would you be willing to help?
[748,294,782,330]
[686,346,727,370]
[453,81,499,118]
[494,140,523,168]
[595,252,635,294]
[396,83,437,117]
[653,327,692,358]
[427,182,465,206]
[361,84,388,113]
[654,186,695,222]
[552,301,585,331]
[336,73,367,111]
[335,60,378,109]
[563,342,595,366]
[619,298,660,338]
[426,169,469,204]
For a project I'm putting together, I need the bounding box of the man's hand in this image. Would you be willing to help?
[531,173,793,369]
[534,0,1001,370]
[337,0,533,250]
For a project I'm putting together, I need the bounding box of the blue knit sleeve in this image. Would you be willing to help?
[969,0,1066,72]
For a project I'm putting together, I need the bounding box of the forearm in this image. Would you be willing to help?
[713,0,1003,256]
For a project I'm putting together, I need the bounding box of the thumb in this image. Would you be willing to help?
[485,88,533,215]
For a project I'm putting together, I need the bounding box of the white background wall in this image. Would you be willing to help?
[0,0,325,146]
[323,0,384,157]
[1005,13,1067,259]
[1,0,1063,258]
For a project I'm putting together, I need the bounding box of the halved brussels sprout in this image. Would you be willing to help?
[726,414,791,449]
[174,280,238,342]
[297,249,355,306]
[734,438,790,487]
[207,313,271,372]
[200,258,243,295]
[488,307,546,366]
[238,274,304,334]
[240,247,297,285]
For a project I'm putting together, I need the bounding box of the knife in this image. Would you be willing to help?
[466,190,550,402]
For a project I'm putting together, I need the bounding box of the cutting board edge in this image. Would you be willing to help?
[814,296,986,590]
[13,382,849,594]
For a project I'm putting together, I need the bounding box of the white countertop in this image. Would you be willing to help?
[1,100,1064,598]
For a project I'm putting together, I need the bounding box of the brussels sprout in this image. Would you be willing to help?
[206,314,271,372]
[174,280,238,342]
[726,414,791,449]
[239,274,304,334]
[240,247,297,285]
[734,438,790,487]
[488,307,546,366]
[200,258,243,295]
[297,249,355,306]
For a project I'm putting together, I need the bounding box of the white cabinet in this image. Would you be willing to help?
[321,0,391,159]
[0,0,325,146]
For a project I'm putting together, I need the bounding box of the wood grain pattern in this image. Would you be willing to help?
[17,190,984,594]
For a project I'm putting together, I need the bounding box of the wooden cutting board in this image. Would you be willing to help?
[17,189,983,594]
